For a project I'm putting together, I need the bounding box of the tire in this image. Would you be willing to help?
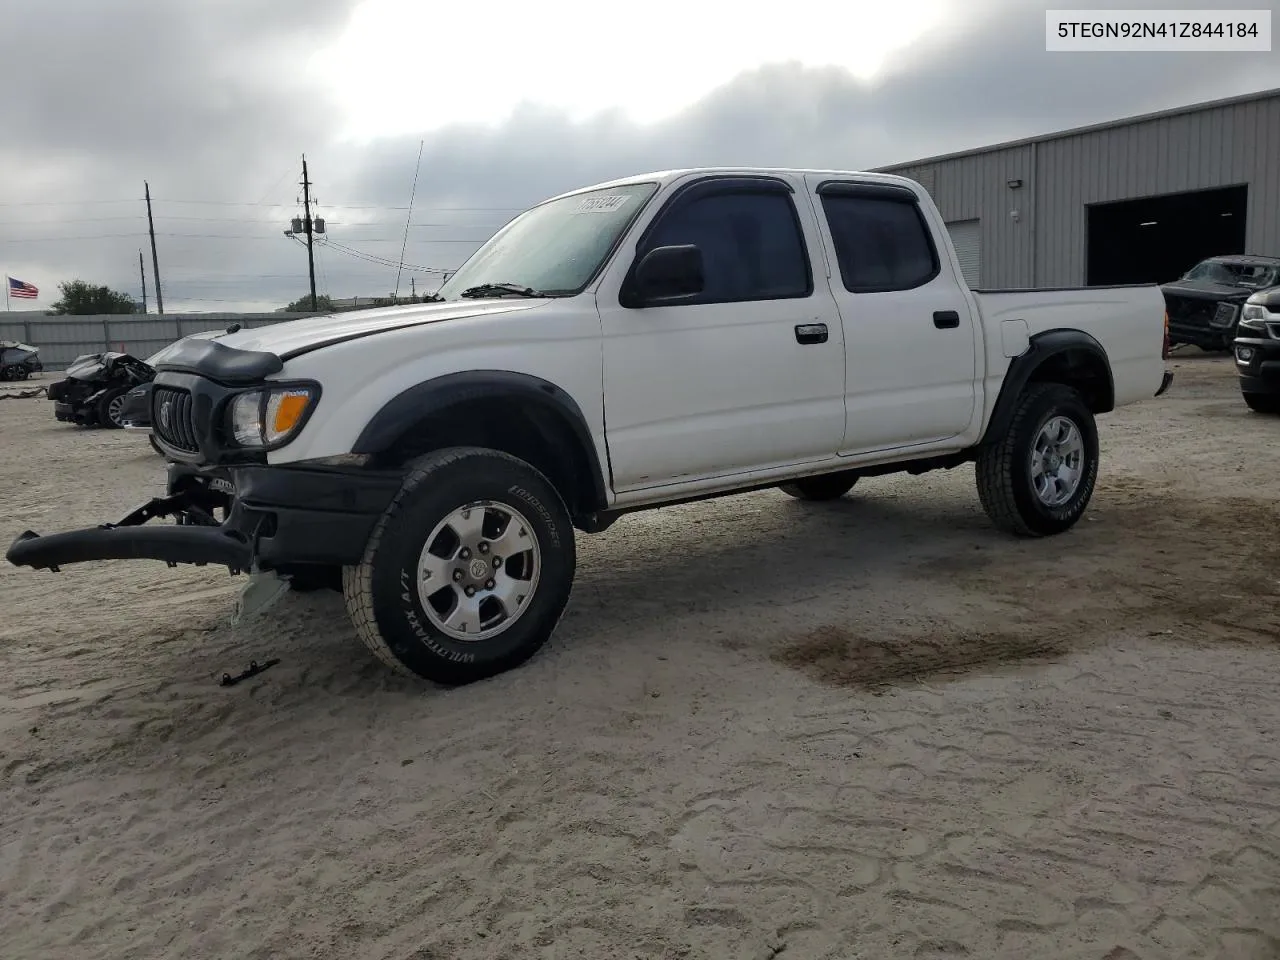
[975,382,1099,537]
[342,446,577,685]
[778,472,859,501]
[1243,393,1280,415]
[97,388,130,429]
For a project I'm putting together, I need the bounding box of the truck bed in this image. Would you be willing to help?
[971,283,1168,410]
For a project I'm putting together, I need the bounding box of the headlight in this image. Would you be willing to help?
[227,383,319,448]
[1239,303,1268,330]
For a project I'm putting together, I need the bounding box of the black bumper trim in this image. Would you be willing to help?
[1233,338,1280,394]
[232,464,403,515]
[226,464,403,568]
[6,525,251,572]
[1154,370,1174,397]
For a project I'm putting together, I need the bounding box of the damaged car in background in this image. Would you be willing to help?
[0,340,43,381]
[1161,254,1280,352]
[46,352,156,428]
[47,328,230,436]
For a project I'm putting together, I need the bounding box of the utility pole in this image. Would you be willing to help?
[138,249,148,314]
[144,182,164,315]
[410,277,416,299]
[301,155,318,312]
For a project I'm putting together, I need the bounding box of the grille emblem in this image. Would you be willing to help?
[158,399,172,431]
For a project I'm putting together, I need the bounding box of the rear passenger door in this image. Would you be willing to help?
[804,177,979,454]
[597,175,846,492]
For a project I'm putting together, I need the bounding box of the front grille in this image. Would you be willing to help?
[152,386,200,453]
[1166,297,1215,326]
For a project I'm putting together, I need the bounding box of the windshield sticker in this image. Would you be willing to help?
[573,195,631,214]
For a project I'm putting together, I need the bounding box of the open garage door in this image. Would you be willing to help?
[1086,185,1248,286]
[946,219,981,287]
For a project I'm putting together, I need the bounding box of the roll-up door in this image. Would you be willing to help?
[945,219,981,287]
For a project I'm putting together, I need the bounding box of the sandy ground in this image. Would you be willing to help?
[2,353,1280,960]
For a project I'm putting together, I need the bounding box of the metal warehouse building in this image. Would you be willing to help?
[872,86,1280,290]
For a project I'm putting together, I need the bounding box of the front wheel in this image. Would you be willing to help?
[97,388,130,429]
[975,382,1099,537]
[342,446,577,685]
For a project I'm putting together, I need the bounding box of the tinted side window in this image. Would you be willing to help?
[644,191,812,303]
[820,194,939,293]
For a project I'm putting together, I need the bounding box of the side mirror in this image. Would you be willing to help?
[627,244,704,307]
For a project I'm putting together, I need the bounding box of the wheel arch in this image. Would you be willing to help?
[351,370,610,522]
[981,328,1114,445]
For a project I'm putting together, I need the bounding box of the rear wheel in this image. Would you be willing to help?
[342,447,576,685]
[976,382,1099,537]
[1243,393,1280,414]
[778,472,859,501]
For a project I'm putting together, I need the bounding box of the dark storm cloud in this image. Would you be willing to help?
[1,0,1276,310]
[0,0,352,310]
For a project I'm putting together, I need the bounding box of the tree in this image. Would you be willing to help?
[283,294,334,313]
[48,279,136,315]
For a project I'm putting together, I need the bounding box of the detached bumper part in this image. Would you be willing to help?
[1154,370,1174,397]
[6,489,251,573]
[6,462,404,576]
[6,525,251,572]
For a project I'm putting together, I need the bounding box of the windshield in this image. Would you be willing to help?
[435,181,660,299]
[1183,259,1280,288]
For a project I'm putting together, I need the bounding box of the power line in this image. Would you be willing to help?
[0,197,528,211]
[0,233,491,242]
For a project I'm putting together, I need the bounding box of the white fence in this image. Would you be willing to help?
[0,312,319,371]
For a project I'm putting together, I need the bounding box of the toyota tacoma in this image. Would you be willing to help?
[7,167,1174,685]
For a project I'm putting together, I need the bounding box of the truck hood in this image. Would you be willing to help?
[1160,279,1256,303]
[213,299,549,360]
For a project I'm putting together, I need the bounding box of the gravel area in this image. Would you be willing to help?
[2,352,1280,960]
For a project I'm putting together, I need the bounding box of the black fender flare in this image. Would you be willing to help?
[351,370,610,510]
[980,328,1115,445]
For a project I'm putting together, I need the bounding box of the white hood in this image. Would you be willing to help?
[213,299,550,359]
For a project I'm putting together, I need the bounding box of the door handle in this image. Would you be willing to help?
[933,310,960,329]
[795,323,828,344]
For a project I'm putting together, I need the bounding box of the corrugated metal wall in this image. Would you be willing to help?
[876,89,1280,289]
[0,313,312,370]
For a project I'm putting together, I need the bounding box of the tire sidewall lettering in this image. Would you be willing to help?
[507,484,560,548]
[396,568,478,664]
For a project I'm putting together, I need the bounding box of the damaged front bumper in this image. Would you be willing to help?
[6,461,404,576]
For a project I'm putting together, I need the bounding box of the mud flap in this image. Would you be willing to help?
[231,571,291,625]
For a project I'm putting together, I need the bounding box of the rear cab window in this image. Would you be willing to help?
[816,183,941,293]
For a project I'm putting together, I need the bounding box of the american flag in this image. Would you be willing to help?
[7,276,38,299]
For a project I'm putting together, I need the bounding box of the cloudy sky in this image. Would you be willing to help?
[1,0,1276,313]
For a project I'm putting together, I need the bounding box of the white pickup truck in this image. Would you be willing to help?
[7,167,1173,685]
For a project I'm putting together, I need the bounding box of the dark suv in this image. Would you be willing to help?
[1234,287,1280,413]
